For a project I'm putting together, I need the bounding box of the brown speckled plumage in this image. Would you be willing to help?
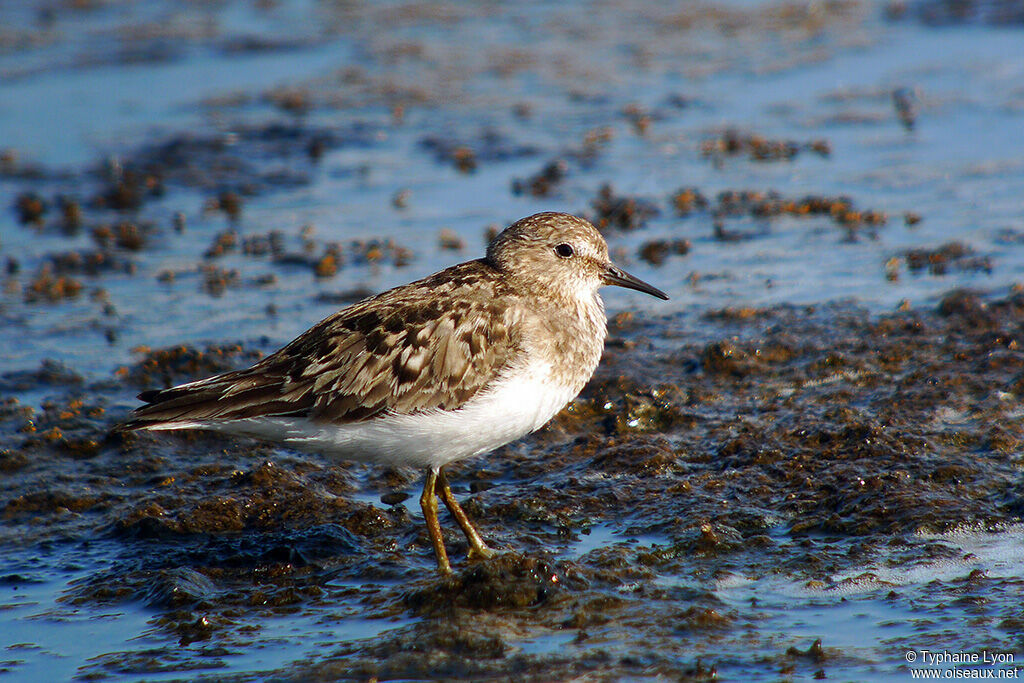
[123,259,523,428]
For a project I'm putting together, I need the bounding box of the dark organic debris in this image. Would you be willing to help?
[670,187,709,216]
[438,229,464,251]
[0,359,83,393]
[886,0,1024,26]
[313,244,344,278]
[93,166,164,211]
[14,192,47,225]
[404,554,568,614]
[420,131,538,173]
[511,159,569,197]
[91,222,151,251]
[45,250,135,276]
[200,264,241,296]
[710,190,888,238]
[892,87,919,131]
[903,242,992,275]
[1,149,49,181]
[203,229,239,259]
[117,343,263,388]
[702,129,831,162]
[588,184,660,232]
[622,103,653,135]
[24,265,83,303]
[80,122,381,217]
[638,239,692,266]
[205,191,243,221]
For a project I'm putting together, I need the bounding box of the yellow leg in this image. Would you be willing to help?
[420,468,451,574]
[436,469,494,560]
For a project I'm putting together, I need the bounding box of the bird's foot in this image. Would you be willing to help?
[467,544,495,561]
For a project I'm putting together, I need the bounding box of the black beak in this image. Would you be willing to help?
[603,264,669,300]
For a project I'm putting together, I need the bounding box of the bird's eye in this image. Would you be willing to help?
[555,243,574,258]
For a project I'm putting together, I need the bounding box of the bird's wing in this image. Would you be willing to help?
[118,260,521,430]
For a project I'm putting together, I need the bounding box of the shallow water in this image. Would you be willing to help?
[2,0,1023,680]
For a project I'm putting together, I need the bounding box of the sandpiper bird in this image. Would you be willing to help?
[117,212,668,573]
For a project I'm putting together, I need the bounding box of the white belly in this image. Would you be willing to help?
[189,359,581,469]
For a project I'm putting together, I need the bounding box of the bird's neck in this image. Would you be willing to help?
[524,291,607,391]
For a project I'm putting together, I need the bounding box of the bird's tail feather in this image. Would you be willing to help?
[114,368,310,433]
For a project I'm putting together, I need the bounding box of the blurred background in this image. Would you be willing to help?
[3,0,1023,379]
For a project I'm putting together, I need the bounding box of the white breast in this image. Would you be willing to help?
[192,357,581,470]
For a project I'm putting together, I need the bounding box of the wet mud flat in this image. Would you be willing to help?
[2,0,1024,680]
[2,289,1023,681]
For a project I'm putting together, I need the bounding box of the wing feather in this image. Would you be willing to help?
[117,260,522,431]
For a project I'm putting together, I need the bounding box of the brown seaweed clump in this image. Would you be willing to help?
[638,238,692,266]
[670,187,709,216]
[701,129,831,162]
[511,159,569,197]
[14,191,48,225]
[116,343,264,388]
[588,184,661,232]
[24,264,83,303]
[710,189,889,239]
[903,241,992,275]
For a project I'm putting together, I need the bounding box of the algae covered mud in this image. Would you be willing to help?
[2,0,1023,680]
